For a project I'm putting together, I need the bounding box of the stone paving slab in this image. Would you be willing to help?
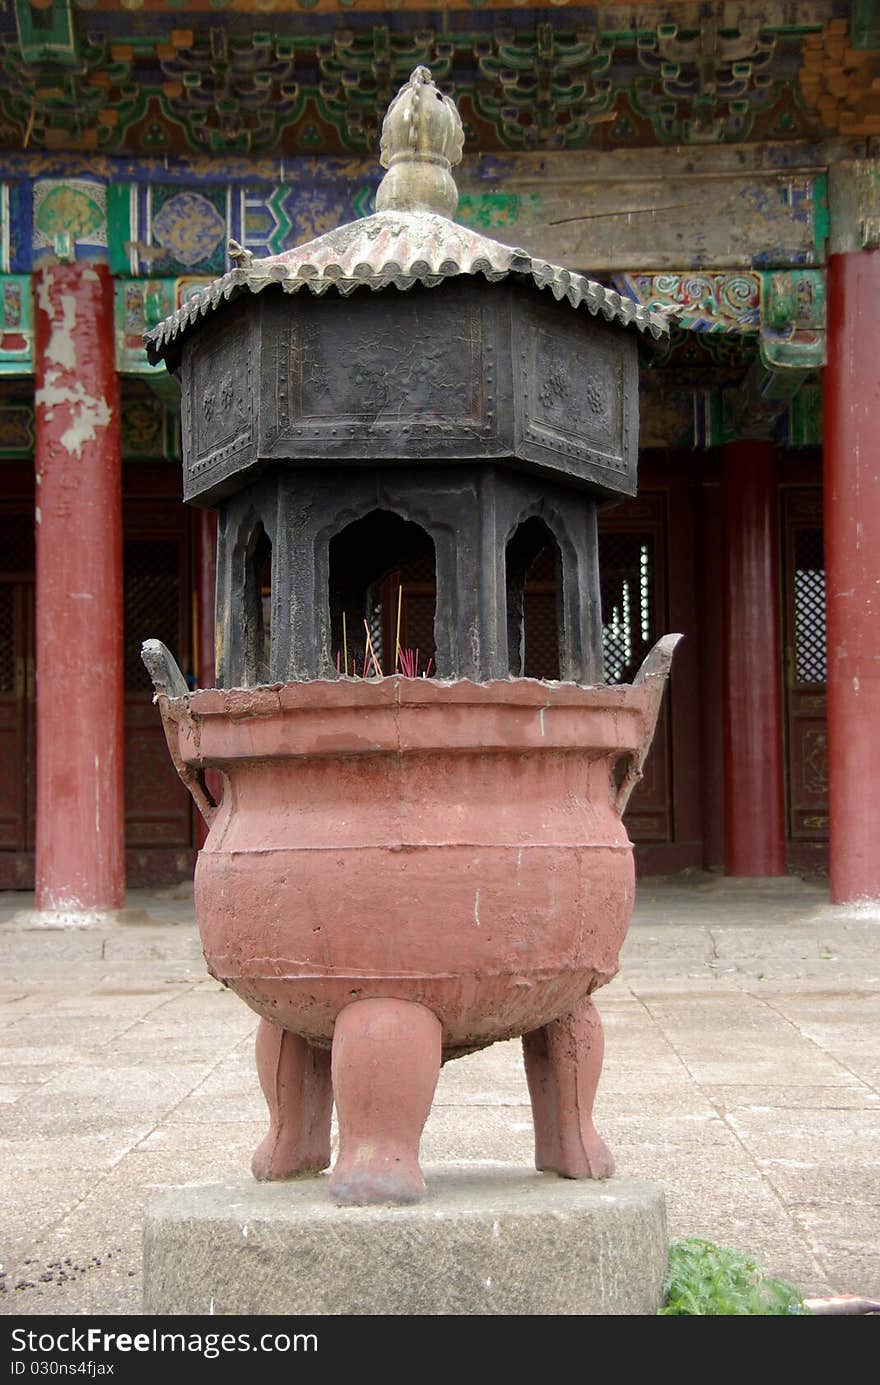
[1,877,878,1315]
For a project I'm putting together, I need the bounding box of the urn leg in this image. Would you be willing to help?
[251,1019,333,1181]
[329,997,442,1206]
[522,995,615,1179]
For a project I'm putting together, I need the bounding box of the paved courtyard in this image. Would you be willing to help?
[1,876,878,1315]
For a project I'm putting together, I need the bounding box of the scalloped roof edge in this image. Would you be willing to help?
[143,211,670,363]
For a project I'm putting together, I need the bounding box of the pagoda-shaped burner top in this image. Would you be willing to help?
[143,68,669,691]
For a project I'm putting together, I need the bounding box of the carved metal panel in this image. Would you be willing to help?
[177,279,639,503]
[181,303,256,502]
[262,286,498,459]
[514,297,637,497]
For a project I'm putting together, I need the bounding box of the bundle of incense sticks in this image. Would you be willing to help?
[335,589,434,678]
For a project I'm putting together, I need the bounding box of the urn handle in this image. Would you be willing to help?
[141,639,219,826]
[613,633,684,817]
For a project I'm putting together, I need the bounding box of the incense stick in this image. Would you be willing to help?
[363,619,383,678]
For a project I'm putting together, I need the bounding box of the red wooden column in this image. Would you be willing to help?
[33,261,125,913]
[722,442,787,876]
[824,163,880,903]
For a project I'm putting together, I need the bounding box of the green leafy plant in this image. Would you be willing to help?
[659,1238,812,1315]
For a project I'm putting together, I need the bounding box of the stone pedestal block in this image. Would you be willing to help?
[143,1168,667,1316]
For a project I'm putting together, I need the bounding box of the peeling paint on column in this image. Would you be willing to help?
[34,267,114,460]
[34,373,113,459]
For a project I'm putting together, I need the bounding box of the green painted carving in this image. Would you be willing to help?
[763,269,825,331]
[0,274,33,376]
[628,18,790,145]
[723,351,821,443]
[350,186,375,222]
[0,28,144,153]
[619,264,825,446]
[471,24,614,148]
[13,0,76,67]
[110,183,230,277]
[760,269,825,370]
[156,29,309,154]
[0,15,840,157]
[618,268,826,373]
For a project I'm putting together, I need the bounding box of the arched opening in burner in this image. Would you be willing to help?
[506,517,562,680]
[329,510,436,678]
[243,523,272,685]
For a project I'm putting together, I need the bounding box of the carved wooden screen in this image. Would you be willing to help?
[782,488,828,844]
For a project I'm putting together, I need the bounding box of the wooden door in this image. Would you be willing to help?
[782,488,828,846]
[0,512,35,884]
[123,504,194,859]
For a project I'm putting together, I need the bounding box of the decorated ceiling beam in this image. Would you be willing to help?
[618,262,825,444]
[616,266,826,368]
[0,140,858,279]
[0,3,877,155]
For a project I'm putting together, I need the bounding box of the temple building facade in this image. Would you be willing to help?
[0,0,878,910]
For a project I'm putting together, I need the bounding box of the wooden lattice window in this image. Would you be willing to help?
[124,540,183,690]
[793,527,826,685]
[598,532,656,686]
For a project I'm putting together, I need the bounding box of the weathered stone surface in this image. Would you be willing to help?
[143,1170,666,1316]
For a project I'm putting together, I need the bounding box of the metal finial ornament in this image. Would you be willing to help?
[227,238,253,268]
[376,67,465,218]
